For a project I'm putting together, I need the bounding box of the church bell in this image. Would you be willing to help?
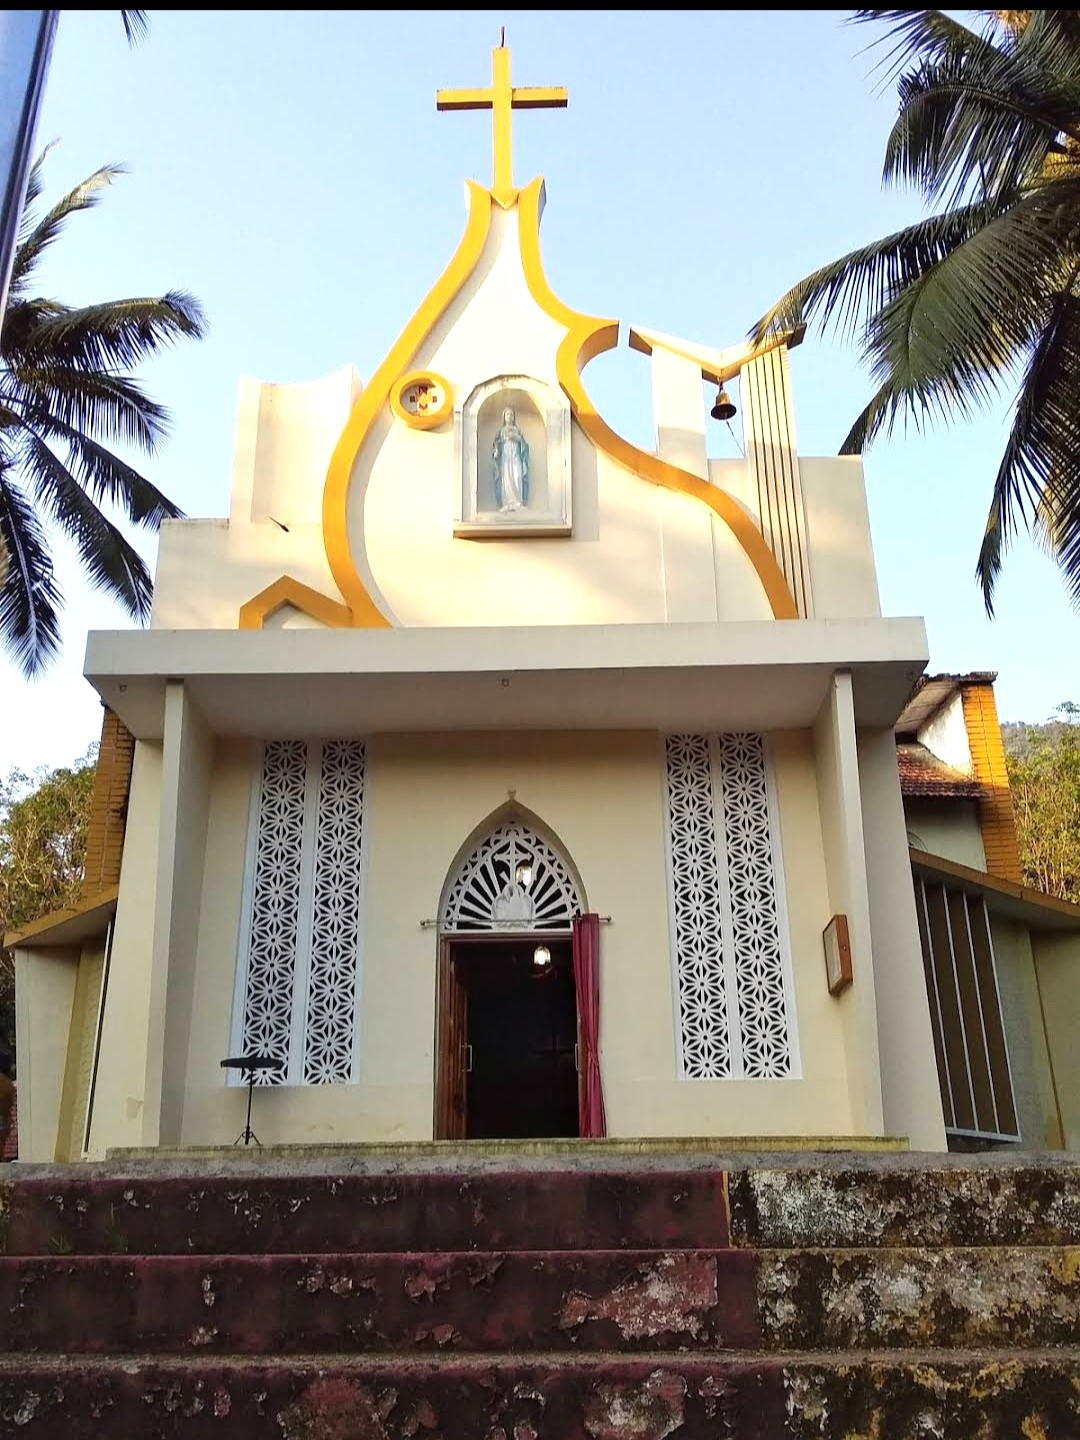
[710,384,737,422]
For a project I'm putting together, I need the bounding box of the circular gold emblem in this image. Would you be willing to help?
[390,371,453,430]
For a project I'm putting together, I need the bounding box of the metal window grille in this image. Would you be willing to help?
[914,877,1019,1142]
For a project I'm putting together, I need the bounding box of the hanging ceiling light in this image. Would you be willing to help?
[532,943,551,968]
[515,859,534,889]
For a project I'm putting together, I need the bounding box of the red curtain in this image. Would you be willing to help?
[572,912,606,1138]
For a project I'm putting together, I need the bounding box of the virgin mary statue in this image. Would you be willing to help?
[492,407,529,512]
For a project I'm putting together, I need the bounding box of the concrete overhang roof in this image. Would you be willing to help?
[895,670,997,735]
[85,618,929,741]
[5,886,118,950]
[910,849,1080,933]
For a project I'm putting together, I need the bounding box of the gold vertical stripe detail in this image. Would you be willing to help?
[961,683,1023,883]
[776,349,810,618]
[743,346,812,618]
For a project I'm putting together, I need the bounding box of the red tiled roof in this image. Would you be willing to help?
[897,743,983,799]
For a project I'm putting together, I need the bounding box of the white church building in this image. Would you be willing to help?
[13,45,958,1159]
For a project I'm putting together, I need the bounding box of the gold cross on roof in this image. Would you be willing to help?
[437,43,567,206]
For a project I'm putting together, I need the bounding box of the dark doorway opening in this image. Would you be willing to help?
[435,936,579,1140]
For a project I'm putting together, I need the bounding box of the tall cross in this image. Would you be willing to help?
[437,43,567,206]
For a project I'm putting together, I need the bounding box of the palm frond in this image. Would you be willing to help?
[121,10,148,45]
[852,10,1000,85]
[750,198,1013,343]
[20,143,59,218]
[0,469,62,678]
[9,164,126,294]
[19,432,153,619]
[860,189,1066,404]
[4,291,207,370]
[0,151,204,674]
[976,277,1080,611]
[1013,10,1080,89]
[2,365,171,451]
[838,382,906,455]
[27,413,183,526]
[883,52,1072,205]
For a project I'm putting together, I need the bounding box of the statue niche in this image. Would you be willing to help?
[455,375,572,536]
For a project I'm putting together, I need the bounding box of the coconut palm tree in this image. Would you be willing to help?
[0,151,205,677]
[753,9,1080,613]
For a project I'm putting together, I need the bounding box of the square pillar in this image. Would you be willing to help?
[141,681,214,1147]
[857,728,947,1150]
[812,671,884,1136]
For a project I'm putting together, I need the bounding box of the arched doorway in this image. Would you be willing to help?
[435,812,586,1140]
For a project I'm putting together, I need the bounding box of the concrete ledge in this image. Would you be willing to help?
[85,618,930,738]
[103,1135,909,1165]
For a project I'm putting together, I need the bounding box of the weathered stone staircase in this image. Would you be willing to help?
[0,1152,1078,1437]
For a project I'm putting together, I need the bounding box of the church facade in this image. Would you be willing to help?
[21,45,1070,1164]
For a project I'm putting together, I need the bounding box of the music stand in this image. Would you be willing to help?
[220,1054,284,1146]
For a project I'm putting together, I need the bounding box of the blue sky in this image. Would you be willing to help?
[3,8,1077,774]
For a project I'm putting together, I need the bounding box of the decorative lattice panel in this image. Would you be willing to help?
[663,735,732,1078]
[240,740,308,1083]
[304,740,366,1083]
[663,733,795,1080]
[442,818,581,931]
[715,733,792,1078]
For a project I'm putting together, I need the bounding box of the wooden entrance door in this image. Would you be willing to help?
[434,934,579,1140]
[435,939,468,1140]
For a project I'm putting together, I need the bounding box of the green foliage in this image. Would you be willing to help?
[1004,701,1080,901]
[0,149,206,678]
[0,750,97,1064]
[753,10,1080,613]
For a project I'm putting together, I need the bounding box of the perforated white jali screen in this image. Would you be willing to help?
[663,733,796,1079]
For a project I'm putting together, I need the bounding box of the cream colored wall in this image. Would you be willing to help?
[812,674,885,1136]
[917,689,971,773]
[86,741,162,1157]
[152,519,336,630]
[176,728,857,1146]
[903,800,986,871]
[182,737,267,1144]
[354,204,773,630]
[144,684,214,1146]
[144,189,893,640]
[858,729,947,1150]
[14,945,78,1161]
[151,367,360,632]
[1031,930,1080,1149]
[799,458,880,620]
[989,917,1062,1149]
[55,938,106,1162]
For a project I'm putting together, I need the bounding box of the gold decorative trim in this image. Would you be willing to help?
[390,370,454,430]
[437,44,567,210]
[515,179,799,621]
[238,575,353,631]
[319,182,495,626]
[628,325,804,387]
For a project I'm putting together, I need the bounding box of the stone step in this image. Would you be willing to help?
[1,1349,1077,1439]
[0,1250,758,1355]
[729,1162,1080,1247]
[758,1245,1080,1350]
[2,1244,1074,1358]
[0,1169,728,1256]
